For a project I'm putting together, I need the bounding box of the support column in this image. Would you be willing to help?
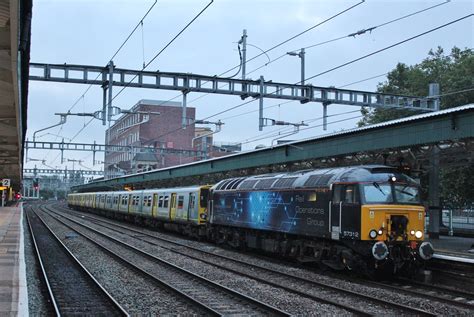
[259,75,264,131]
[182,92,187,129]
[102,84,108,125]
[107,61,114,123]
[428,146,440,239]
[323,103,328,131]
[427,83,441,239]
[241,29,247,81]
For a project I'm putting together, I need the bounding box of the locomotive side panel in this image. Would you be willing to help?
[211,189,331,238]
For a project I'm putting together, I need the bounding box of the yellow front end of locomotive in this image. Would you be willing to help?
[361,205,425,241]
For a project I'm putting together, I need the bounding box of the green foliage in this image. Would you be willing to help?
[358,46,474,126]
[358,47,474,209]
[440,165,474,210]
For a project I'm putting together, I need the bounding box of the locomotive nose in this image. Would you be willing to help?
[390,215,409,236]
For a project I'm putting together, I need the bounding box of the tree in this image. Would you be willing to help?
[358,47,474,210]
[358,47,474,126]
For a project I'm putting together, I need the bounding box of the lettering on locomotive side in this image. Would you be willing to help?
[295,194,305,203]
[307,218,325,227]
[295,206,325,215]
[343,231,360,238]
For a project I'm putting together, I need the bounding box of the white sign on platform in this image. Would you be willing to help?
[2,179,10,187]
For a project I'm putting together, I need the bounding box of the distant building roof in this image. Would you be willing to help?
[133,99,182,109]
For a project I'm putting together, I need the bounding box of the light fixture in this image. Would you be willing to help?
[410,230,415,235]
[369,230,378,239]
[415,230,423,239]
[378,229,383,235]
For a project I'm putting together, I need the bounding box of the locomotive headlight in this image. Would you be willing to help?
[410,230,415,236]
[369,230,378,239]
[415,230,423,239]
[378,229,383,235]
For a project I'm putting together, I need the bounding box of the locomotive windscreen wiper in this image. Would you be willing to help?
[372,182,387,195]
[396,186,414,196]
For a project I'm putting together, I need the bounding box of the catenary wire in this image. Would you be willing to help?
[108,0,214,104]
[135,13,472,149]
[246,0,451,76]
[188,0,450,104]
[66,0,158,115]
[237,86,474,146]
[303,14,473,83]
[202,14,474,123]
[41,0,158,162]
[49,1,214,165]
[146,1,365,111]
[53,11,473,166]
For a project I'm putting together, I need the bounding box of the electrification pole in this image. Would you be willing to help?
[241,29,247,80]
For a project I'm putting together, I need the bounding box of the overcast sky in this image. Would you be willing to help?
[26,0,473,174]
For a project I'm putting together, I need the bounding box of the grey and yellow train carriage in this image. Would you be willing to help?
[209,165,433,272]
[152,185,211,225]
[69,185,211,227]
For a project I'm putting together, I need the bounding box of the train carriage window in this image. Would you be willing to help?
[146,196,152,207]
[163,196,169,208]
[158,196,164,208]
[177,196,184,209]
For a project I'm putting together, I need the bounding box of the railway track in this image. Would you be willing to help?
[25,206,128,316]
[39,205,292,316]
[51,204,446,316]
[373,278,474,310]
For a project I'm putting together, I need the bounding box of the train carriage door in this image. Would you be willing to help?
[188,193,196,221]
[170,193,177,220]
[152,193,158,217]
[128,193,132,213]
[331,184,360,240]
[331,185,343,240]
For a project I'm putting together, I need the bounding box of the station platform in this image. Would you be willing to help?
[0,204,28,315]
[428,234,474,262]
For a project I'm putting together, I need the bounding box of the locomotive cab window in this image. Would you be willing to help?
[362,183,393,203]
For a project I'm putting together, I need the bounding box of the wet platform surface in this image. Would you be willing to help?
[0,205,27,315]
[428,234,474,261]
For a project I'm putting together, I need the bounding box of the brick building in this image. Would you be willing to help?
[104,100,196,179]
